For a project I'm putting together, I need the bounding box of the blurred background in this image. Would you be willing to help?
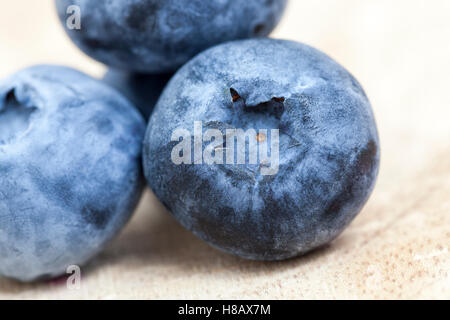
[0,1,448,299]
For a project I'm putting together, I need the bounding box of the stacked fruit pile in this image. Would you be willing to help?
[0,0,379,282]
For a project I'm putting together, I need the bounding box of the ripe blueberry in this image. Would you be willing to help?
[143,39,380,260]
[0,65,146,281]
[55,0,288,73]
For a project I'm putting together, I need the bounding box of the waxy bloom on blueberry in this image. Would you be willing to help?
[55,0,288,73]
[143,39,380,260]
[0,65,146,282]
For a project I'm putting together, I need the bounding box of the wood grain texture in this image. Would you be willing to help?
[0,0,448,299]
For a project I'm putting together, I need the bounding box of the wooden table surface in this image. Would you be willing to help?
[0,1,448,299]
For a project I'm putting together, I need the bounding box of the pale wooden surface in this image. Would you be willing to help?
[0,1,449,299]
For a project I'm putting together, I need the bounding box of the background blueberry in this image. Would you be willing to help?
[102,69,173,120]
[143,39,380,261]
[0,65,146,282]
[55,0,288,73]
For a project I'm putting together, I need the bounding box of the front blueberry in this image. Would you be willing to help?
[0,65,146,282]
[55,0,288,73]
[143,39,380,260]
[102,69,173,120]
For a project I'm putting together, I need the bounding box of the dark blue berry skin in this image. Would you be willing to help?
[0,65,146,282]
[143,39,380,261]
[55,0,288,73]
[102,69,172,120]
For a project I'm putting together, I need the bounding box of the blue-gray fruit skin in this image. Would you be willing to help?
[102,69,172,120]
[0,65,146,282]
[55,0,288,73]
[143,39,380,261]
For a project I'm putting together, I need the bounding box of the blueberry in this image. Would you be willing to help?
[143,39,380,260]
[102,69,173,120]
[0,65,146,282]
[55,0,288,73]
